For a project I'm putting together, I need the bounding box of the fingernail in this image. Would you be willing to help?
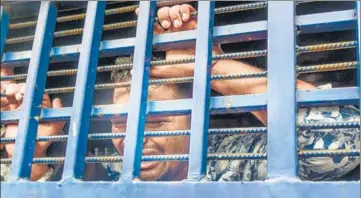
[173,19,181,27]
[161,20,170,28]
[182,13,188,21]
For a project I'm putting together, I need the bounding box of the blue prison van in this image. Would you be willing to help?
[0,1,360,198]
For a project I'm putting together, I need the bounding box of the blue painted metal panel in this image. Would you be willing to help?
[0,6,9,55]
[8,2,57,180]
[121,1,156,180]
[187,1,215,180]
[62,1,106,180]
[1,181,360,198]
[1,87,359,124]
[1,9,356,67]
[297,10,356,34]
[267,1,297,178]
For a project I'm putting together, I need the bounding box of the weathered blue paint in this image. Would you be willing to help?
[297,9,356,34]
[1,9,356,67]
[62,1,106,180]
[8,2,57,180]
[267,1,297,178]
[187,1,215,181]
[120,1,156,180]
[0,6,9,55]
[1,87,359,124]
[1,181,360,198]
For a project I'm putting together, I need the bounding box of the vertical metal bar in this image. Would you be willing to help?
[62,1,106,180]
[120,1,156,180]
[356,2,361,88]
[0,6,9,55]
[187,1,215,180]
[9,2,57,180]
[355,2,361,163]
[267,1,297,178]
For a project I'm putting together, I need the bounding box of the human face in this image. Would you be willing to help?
[112,83,190,181]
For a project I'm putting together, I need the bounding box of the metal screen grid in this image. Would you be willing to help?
[0,1,360,198]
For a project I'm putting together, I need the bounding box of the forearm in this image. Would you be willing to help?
[211,59,316,95]
[211,59,317,125]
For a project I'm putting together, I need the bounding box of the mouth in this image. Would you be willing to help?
[141,148,162,171]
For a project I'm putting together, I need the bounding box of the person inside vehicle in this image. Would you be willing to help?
[1,4,359,181]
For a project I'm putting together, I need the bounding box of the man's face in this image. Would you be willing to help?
[112,83,190,181]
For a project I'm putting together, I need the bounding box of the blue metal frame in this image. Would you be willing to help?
[267,1,297,178]
[8,2,57,181]
[0,181,359,198]
[121,1,156,180]
[62,1,106,180]
[0,6,9,55]
[187,1,215,180]
[1,1,360,198]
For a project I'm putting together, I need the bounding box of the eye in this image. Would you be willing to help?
[145,120,169,129]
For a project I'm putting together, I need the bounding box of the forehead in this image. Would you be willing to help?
[113,83,181,103]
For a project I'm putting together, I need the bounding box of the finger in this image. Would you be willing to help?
[135,8,139,16]
[41,93,52,108]
[4,84,21,110]
[180,4,195,23]
[14,83,25,104]
[169,5,182,29]
[154,23,166,34]
[157,7,171,29]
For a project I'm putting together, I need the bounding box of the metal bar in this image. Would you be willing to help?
[3,120,360,143]
[1,152,268,164]
[1,87,359,123]
[8,2,57,181]
[2,149,360,165]
[356,2,361,88]
[267,1,297,179]
[2,10,357,67]
[38,72,268,94]
[0,127,268,143]
[1,181,359,198]
[2,60,357,85]
[187,1,215,181]
[0,6,9,55]
[61,1,106,180]
[120,1,156,180]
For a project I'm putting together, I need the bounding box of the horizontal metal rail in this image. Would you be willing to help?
[1,121,359,144]
[0,149,358,164]
[1,41,357,81]
[42,72,268,94]
[5,2,267,44]
[0,127,267,143]
[1,87,358,123]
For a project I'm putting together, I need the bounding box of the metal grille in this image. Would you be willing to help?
[0,1,360,198]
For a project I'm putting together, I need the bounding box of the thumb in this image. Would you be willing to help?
[52,97,63,109]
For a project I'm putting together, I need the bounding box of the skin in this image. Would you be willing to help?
[1,4,316,181]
